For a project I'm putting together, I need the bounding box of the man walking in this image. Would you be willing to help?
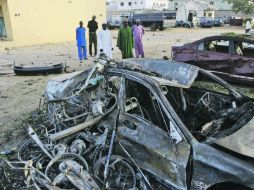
[76,21,87,62]
[245,19,251,34]
[132,19,145,58]
[117,18,133,59]
[87,15,98,56]
[98,23,113,58]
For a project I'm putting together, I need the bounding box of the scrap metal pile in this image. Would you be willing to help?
[5,55,162,190]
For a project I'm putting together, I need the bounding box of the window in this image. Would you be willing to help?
[198,42,204,51]
[164,12,176,20]
[162,71,232,142]
[234,41,254,57]
[208,13,213,17]
[210,1,214,5]
[234,41,244,56]
[120,2,124,6]
[128,2,132,6]
[125,78,171,132]
[203,40,229,53]
[106,2,110,5]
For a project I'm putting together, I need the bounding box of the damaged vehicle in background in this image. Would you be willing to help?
[6,55,254,190]
[172,35,254,86]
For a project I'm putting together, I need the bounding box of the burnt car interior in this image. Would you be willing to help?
[123,71,254,143]
[162,71,254,142]
[125,78,171,133]
[203,40,229,53]
[234,41,254,57]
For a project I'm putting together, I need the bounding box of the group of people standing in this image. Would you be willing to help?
[117,18,145,59]
[76,16,145,62]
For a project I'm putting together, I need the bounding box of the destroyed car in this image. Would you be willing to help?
[172,35,254,85]
[7,56,254,190]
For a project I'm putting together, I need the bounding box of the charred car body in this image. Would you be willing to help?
[172,35,254,85]
[7,55,254,190]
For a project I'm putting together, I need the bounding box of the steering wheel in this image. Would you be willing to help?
[193,92,216,114]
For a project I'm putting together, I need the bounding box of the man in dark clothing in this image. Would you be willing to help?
[87,15,98,56]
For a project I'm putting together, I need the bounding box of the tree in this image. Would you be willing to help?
[225,0,254,15]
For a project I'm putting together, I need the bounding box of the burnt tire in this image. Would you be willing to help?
[150,23,157,31]
[183,24,191,28]
[159,27,164,31]
[92,155,136,189]
[18,138,49,162]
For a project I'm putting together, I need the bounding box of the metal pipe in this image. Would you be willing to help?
[103,130,116,180]
[49,115,104,142]
[76,63,98,94]
[180,88,187,111]
[27,126,53,159]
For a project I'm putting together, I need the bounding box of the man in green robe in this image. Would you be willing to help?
[117,19,134,59]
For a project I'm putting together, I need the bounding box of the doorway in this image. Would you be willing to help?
[0,6,7,38]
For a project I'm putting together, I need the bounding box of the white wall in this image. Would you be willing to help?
[168,0,232,11]
[107,0,146,11]
[106,0,168,11]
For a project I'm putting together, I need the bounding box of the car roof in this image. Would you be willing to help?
[198,35,254,43]
[118,58,199,88]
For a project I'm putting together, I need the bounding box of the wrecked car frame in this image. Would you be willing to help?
[6,55,254,190]
[172,35,254,86]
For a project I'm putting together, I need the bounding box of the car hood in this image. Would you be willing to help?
[45,70,91,99]
[214,116,254,158]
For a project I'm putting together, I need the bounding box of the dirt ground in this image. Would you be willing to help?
[0,26,253,150]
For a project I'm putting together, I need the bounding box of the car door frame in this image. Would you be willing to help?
[231,38,254,78]
[112,70,192,190]
[196,37,233,72]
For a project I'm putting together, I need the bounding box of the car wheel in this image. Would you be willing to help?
[183,24,190,28]
[159,27,164,31]
[150,23,157,31]
[92,155,137,189]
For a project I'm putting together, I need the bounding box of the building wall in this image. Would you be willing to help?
[168,0,232,11]
[2,0,105,46]
[203,0,232,10]
[107,0,145,10]
[146,0,169,10]
[0,0,13,40]
[106,0,168,11]
[106,0,169,23]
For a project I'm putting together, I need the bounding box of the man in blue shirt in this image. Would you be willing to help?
[76,21,87,62]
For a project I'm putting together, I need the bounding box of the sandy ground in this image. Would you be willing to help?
[0,26,253,150]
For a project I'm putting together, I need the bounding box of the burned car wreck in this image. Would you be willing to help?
[6,55,254,190]
[171,35,254,86]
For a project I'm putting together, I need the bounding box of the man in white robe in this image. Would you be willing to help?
[97,23,113,58]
